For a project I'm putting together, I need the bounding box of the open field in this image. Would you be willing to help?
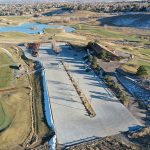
[44,28,86,44]
[71,23,150,75]
[72,23,150,41]
[0,101,12,132]
[0,44,51,149]
[44,28,64,34]
[0,45,32,149]
[122,59,150,75]
[73,24,126,39]
[36,10,102,25]
[0,14,149,75]
[0,32,39,43]
[0,31,87,46]
[0,50,14,88]
[0,89,31,150]
[0,16,31,26]
[0,11,149,75]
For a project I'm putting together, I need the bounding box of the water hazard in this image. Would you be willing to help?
[0,22,75,34]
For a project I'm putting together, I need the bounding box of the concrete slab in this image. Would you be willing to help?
[21,43,141,147]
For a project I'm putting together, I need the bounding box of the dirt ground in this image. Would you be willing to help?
[66,135,137,150]
[66,126,150,150]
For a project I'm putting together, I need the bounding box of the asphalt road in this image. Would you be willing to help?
[21,43,141,147]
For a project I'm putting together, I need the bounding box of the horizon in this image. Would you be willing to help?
[0,0,143,4]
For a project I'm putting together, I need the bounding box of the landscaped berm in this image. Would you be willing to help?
[0,44,51,150]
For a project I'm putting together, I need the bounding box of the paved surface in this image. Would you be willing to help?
[21,43,141,147]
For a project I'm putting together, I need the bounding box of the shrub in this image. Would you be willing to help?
[121,95,129,106]
[96,64,101,71]
[91,63,97,69]
[104,75,129,106]
[98,50,107,59]
[104,75,112,82]
[88,55,93,62]
[91,56,98,69]
[136,65,148,76]
[93,56,97,63]
[113,82,119,90]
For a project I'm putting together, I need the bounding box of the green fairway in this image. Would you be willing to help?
[73,24,126,39]
[139,48,150,56]
[0,101,11,131]
[73,24,143,42]
[0,32,38,43]
[0,16,31,26]
[0,49,14,88]
[72,24,150,75]
[137,59,150,74]
[122,58,150,75]
[44,28,64,34]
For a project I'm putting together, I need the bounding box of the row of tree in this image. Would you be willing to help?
[84,53,129,106]
[83,55,100,70]
[104,75,129,106]
[65,1,149,13]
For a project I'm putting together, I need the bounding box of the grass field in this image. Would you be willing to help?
[72,24,143,41]
[0,101,11,131]
[122,58,150,75]
[0,49,14,132]
[72,23,150,75]
[0,45,51,149]
[0,90,31,150]
[0,16,31,26]
[0,46,32,150]
[44,28,64,34]
[0,50,14,88]
[0,32,39,43]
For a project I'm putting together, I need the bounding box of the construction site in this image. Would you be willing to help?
[0,2,150,149]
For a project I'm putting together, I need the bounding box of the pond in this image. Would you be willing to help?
[0,22,76,34]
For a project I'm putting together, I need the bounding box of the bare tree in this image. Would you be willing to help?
[51,40,56,50]
[51,40,61,54]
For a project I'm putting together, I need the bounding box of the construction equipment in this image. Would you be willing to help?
[27,43,40,57]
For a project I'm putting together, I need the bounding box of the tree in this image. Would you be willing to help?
[88,55,93,63]
[98,50,107,59]
[136,65,148,76]
[113,82,119,90]
[120,95,129,106]
[93,56,97,64]
[96,64,101,71]
[104,75,111,82]
[91,56,97,69]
